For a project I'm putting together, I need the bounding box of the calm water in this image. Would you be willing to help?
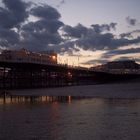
[0,95,140,140]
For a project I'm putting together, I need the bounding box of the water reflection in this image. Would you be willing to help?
[0,94,140,106]
[0,95,66,104]
[105,98,140,106]
[0,94,140,140]
[0,95,94,105]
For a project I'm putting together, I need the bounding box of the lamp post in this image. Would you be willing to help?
[67,58,68,65]
[78,56,79,67]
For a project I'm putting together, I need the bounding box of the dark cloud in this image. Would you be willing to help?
[103,48,140,57]
[0,0,29,29]
[20,4,64,51]
[76,33,114,50]
[0,0,140,58]
[62,23,140,52]
[126,16,137,26]
[114,56,135,61]
[63,24,88,38]
[22,19,63,35]
[0,1,64,51]
[120,32,133,38]
[109,37,140,48]
[0,0,29,49]
[30,5,61,20]
[20,25,63,51]
[54,41,79,54]
[120,30,140,38]
[91,23,117,33]
[63,23,117,39]
[0,27,19,48]
[76,33,140,51]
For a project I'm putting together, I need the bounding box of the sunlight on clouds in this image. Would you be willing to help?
[28,15,40,22]
[58,48,107,67]
[118,44,140,50]
[109,53,140,62]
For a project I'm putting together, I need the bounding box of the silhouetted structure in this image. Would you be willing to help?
[91,60,140,74]
[0,49,95,89]
[0,50,140,89]
[0,48,57,64]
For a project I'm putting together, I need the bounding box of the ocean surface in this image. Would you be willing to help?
[0,92,140,140]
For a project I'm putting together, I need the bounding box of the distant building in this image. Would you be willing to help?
[106,60,139,69]
[91,60,140,74]
[0,48,57,64]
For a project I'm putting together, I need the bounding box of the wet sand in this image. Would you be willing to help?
[5,82,140,98]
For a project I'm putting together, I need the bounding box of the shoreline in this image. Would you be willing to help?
[2,81,140,99]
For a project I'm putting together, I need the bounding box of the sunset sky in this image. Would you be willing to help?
[0,0,140,67]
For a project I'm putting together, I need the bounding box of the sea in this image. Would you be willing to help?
[0,83,140,140]
[0,84,140,140]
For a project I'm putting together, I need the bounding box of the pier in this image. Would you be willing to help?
[0,60,140,90]
[0,48,97,89]
[0,49,140,89]
[0,60,98,89]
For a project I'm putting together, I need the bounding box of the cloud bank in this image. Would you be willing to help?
[0,0,64,51]
[0,0,140,64]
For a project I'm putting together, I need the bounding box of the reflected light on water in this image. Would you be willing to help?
[0,94,140,140]
[68,95,72,103]
[0,95,85,105]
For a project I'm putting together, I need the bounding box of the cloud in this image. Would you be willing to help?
[61,23,140,52]
[76,33,114,50]
[126,16,137,26]
[0,0,29,49]
[113,56,140,63]
[54,41,79,54]
[30,5,61,20]
[0,0,29,29]
[20,4,64,51]
[21,22,63,51]
[63,23,117,39]
[110,37,140,48]
[76,32,140,51]
[63,24,88,38]
[120,33,133,38]
[60,0,65,5]
[0,28,19,48]
[0,1,64,51]
[91,23,117,33]
[81,59,108,65]
[82,48,140,65]
[0,0,140,59]
[120,30,140,38]
[96,47,140,65]
[103,47,140,57]
[61,22,140,64]
[57,0,66,8]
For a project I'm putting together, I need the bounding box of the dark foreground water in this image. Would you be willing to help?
[0,95,140,140]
